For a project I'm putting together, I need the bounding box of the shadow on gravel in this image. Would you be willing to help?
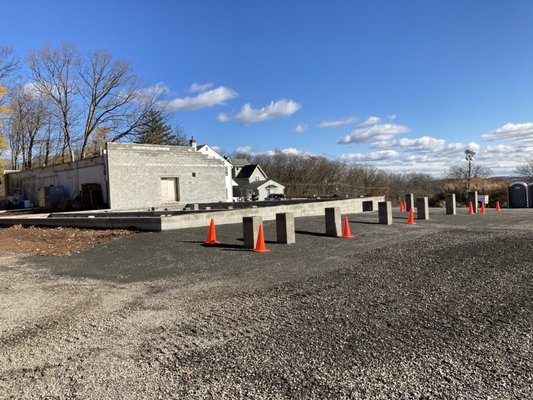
[348,220,379,225]
[295,230,329,237]
[221,248,255,252]
[205,243,247,250]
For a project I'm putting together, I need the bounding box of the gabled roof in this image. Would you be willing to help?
[229,158,250,167]
[235,164,269,180]
[236,164,259,179]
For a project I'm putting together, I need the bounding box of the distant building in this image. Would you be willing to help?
[228,160,285,201]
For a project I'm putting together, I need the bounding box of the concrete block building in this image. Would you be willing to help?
[0,142,227,210]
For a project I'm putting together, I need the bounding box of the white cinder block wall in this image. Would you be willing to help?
[106,143,226,210]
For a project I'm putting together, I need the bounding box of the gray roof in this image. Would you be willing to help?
[230,158,251,167]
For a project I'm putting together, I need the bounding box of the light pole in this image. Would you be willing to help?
[465,149,476,191]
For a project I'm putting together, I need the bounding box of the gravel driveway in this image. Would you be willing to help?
[0,208,531,398]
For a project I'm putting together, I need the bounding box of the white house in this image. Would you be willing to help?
[197,143,237,202]
[230,162,285,201]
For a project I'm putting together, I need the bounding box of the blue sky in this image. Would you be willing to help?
[2,0,533,175]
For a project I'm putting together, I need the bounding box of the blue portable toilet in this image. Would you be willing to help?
[509,182,528,208]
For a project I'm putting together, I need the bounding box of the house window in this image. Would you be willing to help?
[225,167,229,176]
[161,178,179,202]
[255,176,260,182]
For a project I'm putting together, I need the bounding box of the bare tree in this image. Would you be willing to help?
[76,50,154,157]
[28,44,78,161]
[8,85,50,168]
[0,47,20,169]
[35,115,62,167]
[0,46,19,81]
[28,45,161,161]
[446,164,492,180]
[515,159,533,181]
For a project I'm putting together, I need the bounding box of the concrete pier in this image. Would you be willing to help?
[276,212,295,244]
[378,201,393,225]
[405,193,415,212]
[467,191,478,213]
[243,216,263,249]
[416,197,429,220]
[325,207,342,237]
[446,194,456,215]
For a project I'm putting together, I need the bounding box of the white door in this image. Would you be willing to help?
[161,178,179,202]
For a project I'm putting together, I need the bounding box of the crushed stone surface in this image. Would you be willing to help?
[0,210,531,398]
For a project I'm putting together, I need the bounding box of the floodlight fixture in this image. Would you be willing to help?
[465,149,476,161]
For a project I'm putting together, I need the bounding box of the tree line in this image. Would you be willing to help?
[248,151,512,206]
[0,44,185,170]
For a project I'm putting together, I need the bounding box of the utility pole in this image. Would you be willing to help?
[465,149,476,191]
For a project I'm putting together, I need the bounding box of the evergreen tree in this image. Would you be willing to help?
[134,109,176,145]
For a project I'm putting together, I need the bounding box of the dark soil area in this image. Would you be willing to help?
[0,225,136,256]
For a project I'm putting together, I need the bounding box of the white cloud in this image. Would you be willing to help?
[160,86,238,111]
[290,123,308,134]
[387,114,397,121]
[466,141,481,152]
[217,113,231,122]
[343,138,523,176]
[219,99,301,126]
[341,150,399,162]
[358,116,381,126]
[264,147,313,157]
[482,122,533,142]
[485,144,515,153]
[189,82,214,93]
[337,123,411,145]
[393,136,447,151]
[318,116,357,128]
[137,82,170,99]
[234,146,255,156]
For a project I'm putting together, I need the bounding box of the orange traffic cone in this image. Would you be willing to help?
[468,201,474,215]
[253,224,270,253]
[399,201,405,213]
[480,202,486,215]
[204,218,221,245]
[342,216,354,238]
[495,201,502,212]
[407,207,416,225]
[403,200,407,212]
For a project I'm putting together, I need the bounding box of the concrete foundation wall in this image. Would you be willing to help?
[3,157,107,207]
[161,197,384,230]
[106,143,226,210]
[0,197,384,231]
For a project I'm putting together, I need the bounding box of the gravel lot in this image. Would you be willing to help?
[0,208,531,399]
